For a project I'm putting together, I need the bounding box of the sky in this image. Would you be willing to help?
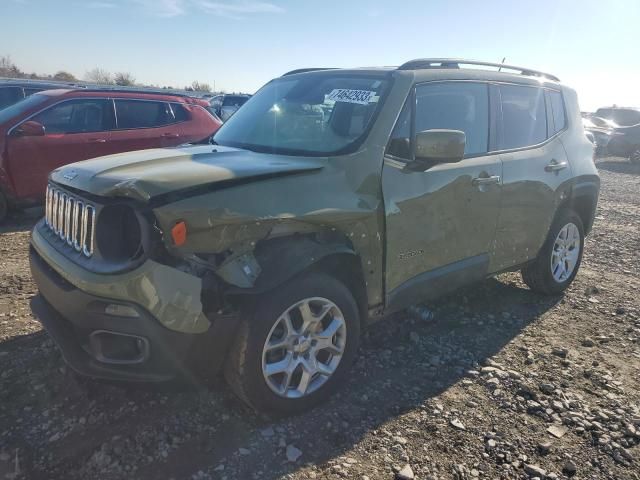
[2,0,640,111]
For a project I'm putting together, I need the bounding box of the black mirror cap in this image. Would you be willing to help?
[415,129,466,164]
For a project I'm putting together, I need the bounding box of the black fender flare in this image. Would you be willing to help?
[225,235,358,296]
[567,177,600,235]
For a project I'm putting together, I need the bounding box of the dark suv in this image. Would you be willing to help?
[30,59,599,413]
[0,89,221,221]
[0,78,83,110]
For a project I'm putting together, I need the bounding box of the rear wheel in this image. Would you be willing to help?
[224,272,360,414]
[522,210,584,295]
[0,192,8,224]
[630,148,640,165]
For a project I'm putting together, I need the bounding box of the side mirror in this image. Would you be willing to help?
[409,129,466,170]
[13,120,45,137]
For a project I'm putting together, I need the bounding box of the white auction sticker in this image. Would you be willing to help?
[326,89,378,105]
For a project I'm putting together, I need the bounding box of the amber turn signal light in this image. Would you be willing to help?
[171,221,187,246]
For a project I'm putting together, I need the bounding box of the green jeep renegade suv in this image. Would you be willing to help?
[30,59,600,413]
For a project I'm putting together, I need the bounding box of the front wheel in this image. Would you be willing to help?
[224,272,360,414]
[522,210,585,295]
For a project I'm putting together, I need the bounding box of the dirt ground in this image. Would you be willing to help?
[0,158,638,480]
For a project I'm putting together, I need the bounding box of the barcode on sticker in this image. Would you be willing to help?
[326,89,377,105]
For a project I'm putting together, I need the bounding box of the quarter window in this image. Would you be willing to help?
[499,85,547,149]
[415,82,489,156]
[386,100,412,159]
[33,99,112,134]
[549,90,566,134]
[170,103,190,122]
[115,100,172,129]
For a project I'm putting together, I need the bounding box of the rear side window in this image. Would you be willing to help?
[499,85,547,149]
[548,90,566,134]
[0,87,24,109]
[115,100,171,129]
[415,82,489,156]
[33,99,113,134]
[170,103,190,122]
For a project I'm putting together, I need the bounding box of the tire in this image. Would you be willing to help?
[224,272,360,414]
[522,209,585,295]
[0,192,8,224]
[630,149,640,165]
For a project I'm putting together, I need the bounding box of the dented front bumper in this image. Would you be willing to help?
[31,225,210,334]
[30,227,238,382]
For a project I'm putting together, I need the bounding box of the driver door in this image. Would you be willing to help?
[382,81,502,310]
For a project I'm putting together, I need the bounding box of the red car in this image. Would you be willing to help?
[0,89,221,222]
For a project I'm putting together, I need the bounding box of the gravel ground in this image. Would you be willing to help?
[0,158,639,480]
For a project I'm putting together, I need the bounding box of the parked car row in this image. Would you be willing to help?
[583,106,640,163]
[0,88,222,221]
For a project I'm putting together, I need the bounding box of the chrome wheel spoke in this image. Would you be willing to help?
[262,297,347,399]
[264,354,294,377]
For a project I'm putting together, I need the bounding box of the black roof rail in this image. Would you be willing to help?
[282,68,337,76]
[0,76,86,88]
[66,87,205,99]
[397,58,560,82]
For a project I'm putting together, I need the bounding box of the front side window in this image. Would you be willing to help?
[214,74,391,156]
[549,90,566,134]
[222,95,249,108]
[115,100,172,129]
[499,85,547,149]
[33,99,112,134]
[415,82,489,156]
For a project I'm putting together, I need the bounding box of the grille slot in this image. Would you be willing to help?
[45,184,95,257]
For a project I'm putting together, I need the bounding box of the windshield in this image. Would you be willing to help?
[0,93,49,124]
[213,74,390,156]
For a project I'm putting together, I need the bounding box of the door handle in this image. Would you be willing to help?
[545,160,568,172]
[88,138,107,143]
[162,133,180,138]
[472,175,501,186]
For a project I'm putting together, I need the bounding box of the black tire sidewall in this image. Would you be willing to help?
[538,210,585,294]
[0,192,7,223]
[236,273,360,414]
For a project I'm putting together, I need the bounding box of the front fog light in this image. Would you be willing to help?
[105,304,140,318]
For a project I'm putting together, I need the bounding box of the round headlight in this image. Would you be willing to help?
[95,205,143,262]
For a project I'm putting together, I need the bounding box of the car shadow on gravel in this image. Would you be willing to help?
[596,157,640,175]
[2,276,563,479]
[130,275,562,480]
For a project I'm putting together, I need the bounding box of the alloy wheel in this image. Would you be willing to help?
[550,222,581,283]
[261,297,347,399]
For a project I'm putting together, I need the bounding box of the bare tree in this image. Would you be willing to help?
[114,72,136,86]
[190,81,212,92]
[0,55,23,78]
[53,71,77,82]
[85,68,113,85]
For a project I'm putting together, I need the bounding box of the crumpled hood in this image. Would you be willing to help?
[49,145,325,203]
